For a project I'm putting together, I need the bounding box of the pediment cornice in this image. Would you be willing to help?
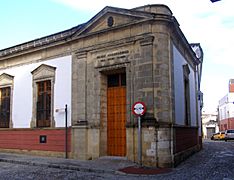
[0,73,14,86]
[31,64,56,81]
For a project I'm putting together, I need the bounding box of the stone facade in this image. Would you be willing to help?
[0,5,203,167]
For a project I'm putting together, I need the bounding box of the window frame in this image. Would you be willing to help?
[183,64,191,126]
[0,73,14,128]
[36,80,52,128]
[31,64,56,128]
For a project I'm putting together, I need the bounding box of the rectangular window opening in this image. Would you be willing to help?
[108,73,126,87]
[36,80,51,128]
[0,87,10,128]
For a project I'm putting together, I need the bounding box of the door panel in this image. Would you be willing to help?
[107,73,126,156]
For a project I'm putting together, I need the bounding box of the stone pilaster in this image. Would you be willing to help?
[153,33,174,167]
[72,51,87,126]
[71,51,89,159]
[71,126,88,159]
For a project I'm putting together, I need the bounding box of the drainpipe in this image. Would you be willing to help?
[65,104,68,159]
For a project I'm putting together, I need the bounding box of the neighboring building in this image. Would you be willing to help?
[202,112,218,139]
[218,79,234,131]
[0,5,203,167]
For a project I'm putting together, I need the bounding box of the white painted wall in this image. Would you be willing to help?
[0,55,72,128]
[218,93,234,120]
[173,45,197,126]
[196,73,202,136]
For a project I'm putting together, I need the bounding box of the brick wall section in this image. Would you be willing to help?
[174,127,198,154]
[219,118,234,130]
[0,128,71,152]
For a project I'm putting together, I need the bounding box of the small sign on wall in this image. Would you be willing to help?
[39,135,47,143]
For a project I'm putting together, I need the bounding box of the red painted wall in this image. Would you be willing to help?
[0,128,71,152]
[174,126,198,154]
[219,118,234,131]
[229,83,234,93]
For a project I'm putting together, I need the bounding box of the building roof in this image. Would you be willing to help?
[0,4,201,66]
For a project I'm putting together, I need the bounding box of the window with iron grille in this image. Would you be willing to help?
[36,80,51,128]
[31,64,56,128]
[0,87,10,128]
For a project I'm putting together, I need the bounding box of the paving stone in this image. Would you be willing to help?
[0,140,232,179]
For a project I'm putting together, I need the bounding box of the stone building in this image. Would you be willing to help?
[202,112,218,139]
[0,4,203,167]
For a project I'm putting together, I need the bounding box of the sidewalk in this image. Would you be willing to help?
[0,152,172,175]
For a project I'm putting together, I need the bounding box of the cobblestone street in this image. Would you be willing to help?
[0,140,233,180]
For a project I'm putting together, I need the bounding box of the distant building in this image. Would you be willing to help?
[218,79,234,130]
[0,4,203,168]
[202,112,218,139]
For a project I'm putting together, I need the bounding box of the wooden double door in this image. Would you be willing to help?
[107,73,126,156]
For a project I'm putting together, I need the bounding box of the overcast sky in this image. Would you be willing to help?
[1,0,233,113]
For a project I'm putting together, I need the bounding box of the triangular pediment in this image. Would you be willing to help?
[73,6,153,37]
[0,73,14,86]
[31,64,56,80]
